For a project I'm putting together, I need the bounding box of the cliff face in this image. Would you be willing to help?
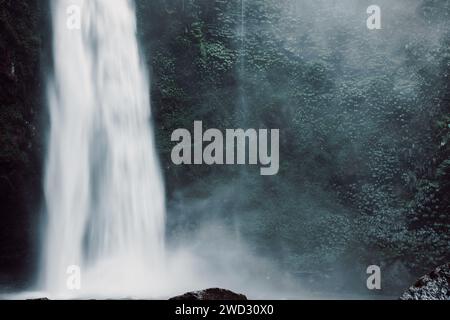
[0,0,47,288]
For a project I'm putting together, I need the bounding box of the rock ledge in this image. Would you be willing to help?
[401,263,450,300]
[170,288,247,301]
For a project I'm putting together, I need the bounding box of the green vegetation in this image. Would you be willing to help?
[137,0,450,294]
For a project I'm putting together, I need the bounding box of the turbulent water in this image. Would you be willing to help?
[43,0,166,298]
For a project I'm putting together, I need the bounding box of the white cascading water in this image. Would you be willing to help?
[43,0,166,298]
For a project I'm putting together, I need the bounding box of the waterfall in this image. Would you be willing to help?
[43,0,166,298]
[238,0,249,124]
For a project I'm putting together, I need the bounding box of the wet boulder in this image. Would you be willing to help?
[170,288,247,301]
[401,263,450,300]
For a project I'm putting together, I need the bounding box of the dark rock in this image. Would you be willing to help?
[170,288,247,301]
[401,263,450,300]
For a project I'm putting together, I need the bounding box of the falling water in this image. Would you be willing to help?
[238,0,249,124]
[43,0,166,298]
